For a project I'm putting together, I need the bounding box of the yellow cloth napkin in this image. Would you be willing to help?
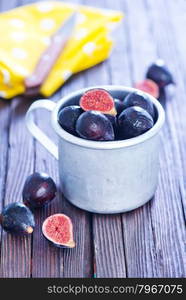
[0,1,123,99]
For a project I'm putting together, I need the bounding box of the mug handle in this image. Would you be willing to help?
[25,99,58,160]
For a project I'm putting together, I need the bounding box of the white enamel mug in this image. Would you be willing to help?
[25,86,165,213]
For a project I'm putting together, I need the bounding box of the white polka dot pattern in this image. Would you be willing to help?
[42,36,51,46]
[11,31,26,41]
[14,65,29,76]
[62,70,72,80]
[74,28,88,40]
[1,69,10,84]
[83,42,96,55]
[9,18,25,28]
[76,13,86,24]
[12,48,27,59]
[0,91,6,98]
[0,1,122,99]
[40,18,55,31]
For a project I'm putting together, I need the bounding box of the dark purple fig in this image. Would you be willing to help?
[123,90,155,119]
[23,172,57,208]
[76,111,115,141]
[58,105,83,135]
[118,106,154,139]
[0,202,35,235]
[42,214,75,248]
[114,98,125,115]
[104,114,117,132]
[146,59,174,88]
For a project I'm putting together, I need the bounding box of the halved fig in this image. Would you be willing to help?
[80,89,117,116]
[134,79,159,99]
[42,214,75,248]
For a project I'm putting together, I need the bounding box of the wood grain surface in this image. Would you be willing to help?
[0,0,185,278]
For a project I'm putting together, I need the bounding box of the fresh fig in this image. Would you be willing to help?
[23,172,57,208]
[0,202,35,235]
[42,214,75,248]
[80,89,117,116]
[114,98,125,115]
[76,110,115,141]
[58,105,83,135]
[104,114,117,133]
[118,106,154,139]
[134,79,159,99]
[146,59,175,88]
[123,90,155,118]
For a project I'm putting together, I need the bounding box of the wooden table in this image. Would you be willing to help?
[0,0,185,278]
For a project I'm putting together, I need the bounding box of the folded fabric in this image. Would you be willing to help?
[0,1,123,99]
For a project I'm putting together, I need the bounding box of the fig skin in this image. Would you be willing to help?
[104,114,117,133]
[114,98,125,115]
[0,202,35,235]
[146,59,174,88]
[76,110,115,141]
[58,105,83,135]
[123,90,155,119]
[23,172,57,208]
[42,214,75,248]
[118,106,154,139]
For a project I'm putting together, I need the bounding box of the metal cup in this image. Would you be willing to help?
[26,85,165,213]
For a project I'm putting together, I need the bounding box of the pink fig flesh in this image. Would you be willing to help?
[42,214,75,248]
[80,89,117,115]
[134,79,159,99]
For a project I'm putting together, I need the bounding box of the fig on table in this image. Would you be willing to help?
[42,214,75,248]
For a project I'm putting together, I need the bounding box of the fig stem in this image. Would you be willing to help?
[67,240,75,248]
[26,226,34,234]
[106,106,117,116]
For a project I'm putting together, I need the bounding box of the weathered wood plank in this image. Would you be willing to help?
[0,102,10,212]
[0,97,35,277]
[119,0,186,277]
[144,0,186,276]
[58,0,99,279]
[103,0,162,278]
[32,76,93,278]
[0,0,185,279]
[59,0,93,281]
[163,0,186,219]
[31,93,61,278]
[0,0,13,222]
[29,0,93,278]
[0,0,19,209]
[83,0,127,278]
[0,101,10,277]
[0,0,33,277]
[15,0,60,278]
[92,214,127,278]
[118,0,159,278]
[104,0,160,278]
[58,75,93,278]
[85,72,127,277]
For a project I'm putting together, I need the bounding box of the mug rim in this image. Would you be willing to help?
[51,85,165,149]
